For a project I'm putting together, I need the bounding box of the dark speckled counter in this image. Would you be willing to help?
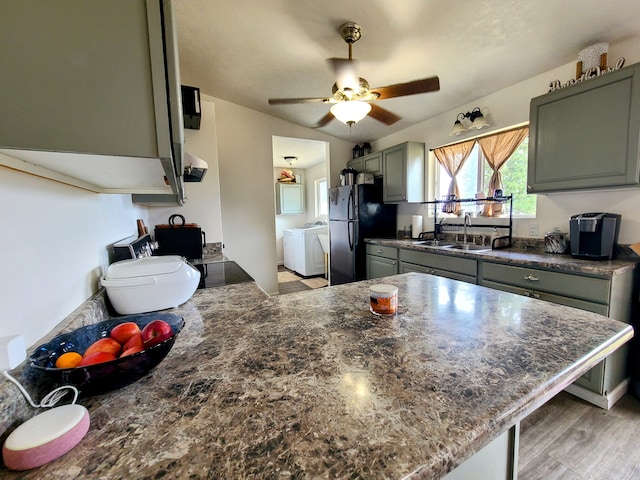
[368,238,639,276]
[0,274,633,479]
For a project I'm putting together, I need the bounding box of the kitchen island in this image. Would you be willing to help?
[0,273,633,479]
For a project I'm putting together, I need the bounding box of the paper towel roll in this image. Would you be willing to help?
[411,215,423,239]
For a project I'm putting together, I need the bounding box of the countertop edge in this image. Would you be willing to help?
[366,238,639,276]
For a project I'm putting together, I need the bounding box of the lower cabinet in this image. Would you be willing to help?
[366,244,398,279]
[479,260,635,409]
[399,249,477,284]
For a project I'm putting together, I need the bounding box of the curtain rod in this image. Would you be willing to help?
[429,122,529,151]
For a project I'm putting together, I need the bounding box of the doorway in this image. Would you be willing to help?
[272,136,330,293]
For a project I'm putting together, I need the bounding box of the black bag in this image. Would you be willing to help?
[154,214,205,260]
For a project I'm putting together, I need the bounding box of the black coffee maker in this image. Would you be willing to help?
[569,212,621,260]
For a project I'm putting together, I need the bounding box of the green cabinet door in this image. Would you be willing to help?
[363,152,383,176]
[347,157,364,172]
[276,183,304,215]
[366,244,398,279]
[366,255,398,279]
[528,62,640,193]
[382,142,425,203]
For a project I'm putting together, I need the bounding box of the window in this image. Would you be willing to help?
[315,178,328,217]
[435,131,535,216]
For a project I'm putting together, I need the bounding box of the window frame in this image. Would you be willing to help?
[433,128,535,219]
[314,177,328,218]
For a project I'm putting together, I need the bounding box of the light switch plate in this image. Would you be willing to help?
[528,222,539,237]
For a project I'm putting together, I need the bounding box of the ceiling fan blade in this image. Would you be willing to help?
[328,58,360,92]
[268,97,330,105]
[315,111,335,128]
[371,76,440,100]
[368,103,402,125]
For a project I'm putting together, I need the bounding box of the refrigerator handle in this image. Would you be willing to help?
[348,222,354,251]
[347,190,354,220]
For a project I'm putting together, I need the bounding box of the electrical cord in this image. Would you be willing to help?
[3,370,79,408]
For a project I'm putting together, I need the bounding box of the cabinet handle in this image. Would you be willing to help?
[392,261,397,265]
[523,274,539,282]
[532,293,540,299]
[377,249,384,254]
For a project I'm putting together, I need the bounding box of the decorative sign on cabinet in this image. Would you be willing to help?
[528,61,640,193]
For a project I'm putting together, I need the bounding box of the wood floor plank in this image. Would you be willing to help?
[520,392,640,479]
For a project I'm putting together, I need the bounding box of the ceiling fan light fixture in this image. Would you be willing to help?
[330,101,371,126]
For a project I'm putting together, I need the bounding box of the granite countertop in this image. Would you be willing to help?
[0,273,632,479]
[367,238,640,276]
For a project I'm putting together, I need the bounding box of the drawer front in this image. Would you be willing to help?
[481,262,610,304]
[481,280,610,316]
[399,249,477,277]
[366,244,398,260]
[400,262,476,284]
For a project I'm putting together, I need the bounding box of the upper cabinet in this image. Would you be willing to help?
[0,0,185,204]
[276,183,304,215]
[382,142,425,203]
[347,152,383,177]
[528,62,640,193]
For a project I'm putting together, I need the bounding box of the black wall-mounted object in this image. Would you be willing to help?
[181,85,201,129]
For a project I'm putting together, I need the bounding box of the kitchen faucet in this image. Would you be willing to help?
[463,213,471,244]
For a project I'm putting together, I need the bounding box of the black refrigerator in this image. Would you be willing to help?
[329,183,397,285]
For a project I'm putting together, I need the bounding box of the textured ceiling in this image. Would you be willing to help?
[174,0,640,150]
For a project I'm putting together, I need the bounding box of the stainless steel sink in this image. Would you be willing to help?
[412,240,456,248]
[443,243,491,252]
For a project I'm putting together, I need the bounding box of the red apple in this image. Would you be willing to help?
[120,345,144,357]
[110,322,141,345]
[141,320,173,348]
[79,351,117,366]
[123,333,143,351]
[84,337,121,358]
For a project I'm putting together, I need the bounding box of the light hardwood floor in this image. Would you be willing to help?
[519,391,640,479]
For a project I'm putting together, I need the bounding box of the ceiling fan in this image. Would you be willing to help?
[268,22,440,128]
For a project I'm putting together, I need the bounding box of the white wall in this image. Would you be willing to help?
[148,98,223,244]
[374,35,640,244]
[0,167,147,346]
[209,97,352,295]
[304,162,329,223]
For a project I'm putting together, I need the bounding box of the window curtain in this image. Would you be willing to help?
[478,126,529,214]
[433,139,476,215]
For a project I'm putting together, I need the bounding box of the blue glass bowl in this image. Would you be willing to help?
[28,313,185,396]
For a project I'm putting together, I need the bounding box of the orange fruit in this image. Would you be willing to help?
[55,352,83,369]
